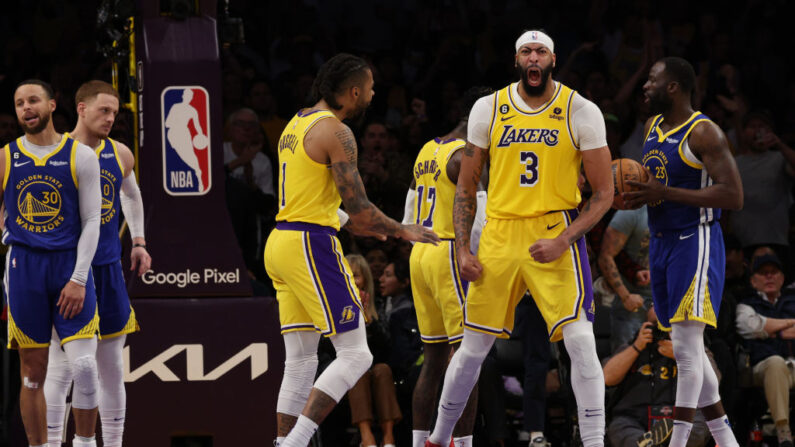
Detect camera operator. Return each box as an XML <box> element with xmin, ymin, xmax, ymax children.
<box><xmin>604</xmin><ymin>307</ymin><xmax>712</xmax><ymax>447</ymax></box>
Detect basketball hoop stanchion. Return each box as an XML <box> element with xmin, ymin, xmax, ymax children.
<box><xmin>118</xmin><ymin>1</ymin><xmax>283</xmax><ymax>445</ymax></box>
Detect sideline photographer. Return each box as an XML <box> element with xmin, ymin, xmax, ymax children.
<box><xmin>604</xmin><ymin>307</ymin><xmax>713</xmax><ymax>447</ymax></box>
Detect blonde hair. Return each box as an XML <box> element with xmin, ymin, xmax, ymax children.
<box><xmin>75</xmin><ymin>80</ymin><xmax>119</xmax><ymax>105</ymax></box>
<box><xmin>346</xmin><ymin>254</ymin><xmax>377</xmax><ymax>322</ymax></box>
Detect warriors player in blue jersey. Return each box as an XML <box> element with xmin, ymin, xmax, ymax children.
<box><xmin>43</xmin><ymin>80</ymin><xmax>151</xmax><ymax>447</ymax></box>
<box><xmin>624</xmin><ymin>57</ymin><xmax>743</xmax><ymax>447</ymax></box>
<box><xmin>1</xmin><ymin>80</ymin><xmax>102</xmax><ymax>447</ymax></box>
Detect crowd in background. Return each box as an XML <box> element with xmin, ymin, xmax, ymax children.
<box><xmin>1</xmin><ymin>0</ymin><xmax>795</xmax><ymax>446</ymax></box>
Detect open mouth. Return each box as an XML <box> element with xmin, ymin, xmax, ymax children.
<box><xmin>23</xmin><ymin>113</ymin><xmax>39</xmax><ymax>127</ymax></box>
<box><xmin>527</xmin><ymin>67</ymin><xmax>542</xmax><ymax>86</ymax></box>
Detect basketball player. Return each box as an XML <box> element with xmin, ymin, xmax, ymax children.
<box><xmin>403</xmin><ymin>86</ymin><xmax>492</xmax><ymax>447</ymax></box>
<box><xmin>43</xmin><ymin>80</ymin><xmax>151</xmax><ymax>447</ymax></box>
<box><xmin>164</xmin><ymin>89</ymin><xmax>206</xmax><ymax>191</ymax></box>
<box><xmin>622</xmin><ymin>57</ymin><xmax>743</xmax><ymax>447</ymax></box>
<box><xmin>426</xmin><ymin>31</ymin><xmax>614</xmax><ymax>447</ymax></box>
<box><xmin>264</xmin><ymin>53</ymin><xmax>439</xmax><ymax>447</ymax></box>
<box><xmin>1</xmin><ymin>80</ymin><xmax>102</xmax><ymax>447</ymax></box>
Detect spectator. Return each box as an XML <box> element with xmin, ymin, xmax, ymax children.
<box><xmin>0</xmin><ymin>111</ymin><xmax>18</xmax><ymax>146</ymax></box>
<box><xmin>735</xmin><ymin>253</ymin><xmax>795</xmax><ymax>447</ymax></box>
<box><xmin>379</xmin><ymin>259</ymin><xmax>422</xmax><ymax>382</ymax></box>
<box><xmin>597</xmin><ymin>206</ymin><xmax>653</xmax><ymax>351</ymax></box>
<box><xmin>223</xmin><ymin>108</ymin><xmax>276</xmax><ymax>275</ymax></box>
<box><xmin>246</xmin><ymin>78</ymin><xmax>287</xmax><ymax>163</ymax></box>
<box><xmin>604</xmin><ymin>306</ymin><xmax>711</xmax><ymax>447</ymax></box>
<box><xmin>346</xmin><ymin>254</ymin><xmax>402</xmax><ymax>447</ymax></box>
<box><xmin>729</xmin><ymin>111</ymin><xmax>795</xmax><ymax>269</ymax></box>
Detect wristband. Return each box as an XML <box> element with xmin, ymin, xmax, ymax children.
<box><xmin>631</xmin><ymin>344</ymin><xmax>641</xmax><ymax>354</ymax></box>
<box><xmin>133</xmin><ymin>243</ymin><xmax>146</xmax><ymax>248</ymax></box>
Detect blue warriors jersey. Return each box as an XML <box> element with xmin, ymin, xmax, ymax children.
<box><xmin>93</xmin><ymin>138</ymin><xmax>125</xmax><ymax>265</ymax></box>
<box><xmin>641</xmin><ymin>112</ymin><xmax>720</xmax><ymax>233</ymax></box>
<box><xmin>3</xmin><ymin>135</ymin><xmax>82</xmax><ymax>250</ymax></box>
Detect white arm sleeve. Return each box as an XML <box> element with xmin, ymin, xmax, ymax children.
<box><xmin>71</xmin><ymin>144</ymin><xmax>101</xmax><ymax>286</ymax></box>
<box><xmin>120</xmin><ymin>173</ymin><xmax>145</xmax><ymax>239</ymax></box>
<box><xmin>336</xmin><ymin>208</ymin><xmax>350</xmax><ymax>228</ymax></box>
<box><xmin>467</xmin><ymin>94</ymin><xmax>496</xmax><ymax>149</ymax></box>
<box><xmin>470</xmin><ymin>191</ymin><xmax>488</xmax><ymax>254</ymax></box>
<box><xmin>402</xmin><ymin>188</ymin><xmax>416</xmax><ymax>225</ymax></box>
<box><xmin>570</xmin><ymin>95</ymin><xmax>608</xmax><ymax>151</ymax></box>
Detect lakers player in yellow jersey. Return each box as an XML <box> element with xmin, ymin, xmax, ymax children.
<box><xmin>264</xmin><ymin>53</ymin><xmax>439</xmax><ymax>447</ymax></box>
<box><xmin>426</xmin><ymin>31</ymin><xmax>614</xmax><ymax>447</ymax></box>
<box><xmin>404</xmin><ymin>87</ymin><xmax>492</xmax><ymax>447</ymax></box>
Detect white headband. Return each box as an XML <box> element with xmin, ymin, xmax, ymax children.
<box><xmin>515</xmin><ymin>30</ymin><xmax>554</xmax><ymax>53</ymax></box>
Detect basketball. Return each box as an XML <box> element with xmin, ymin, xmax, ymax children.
<box><xmin>192</xmin><ymin>133</ymin><xmax>209</xmax><ymax>149</ymax></box>
<box><xmin>611</xmin><ymin>158</ymin><xmax>649</xmax><ymax>210</ymax></box>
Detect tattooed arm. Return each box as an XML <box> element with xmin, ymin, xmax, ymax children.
<box><xmin>597</xmin><ymin>227</ymin><xmax>644</xmax><ymax>311</ymax></box>
<box><xmin>454</xmin><ymin>142</ymin><xmax>488</xmax><ymax>280</ymax></box>
<box><xmin>324</xmin><ymin>121</ymin><xmax>439</xmax><ymax>244</ymax></box>
<box><xmin>530</xmin><ymin>146</ymin><xmax>613</xmax><ymax>263</ymax></box>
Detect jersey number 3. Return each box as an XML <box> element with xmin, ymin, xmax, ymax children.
<box><xmin>520</xmin><ymin>151</ymin><xmax>539</xmax><ymax>187</ymax></box>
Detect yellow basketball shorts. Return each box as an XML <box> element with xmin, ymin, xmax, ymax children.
<box><xmin>410</xmin><ymin>240</ymin><xmax>468</xmax><ymax>344</ymax></box>
<box><xmin>264</xmin><ymin>222</ymin><xmax>362</xmax><ymax>337</ymax></box>
<box><xmin>464</xmin><ymin>210</ymin><xmax>594</xmax><ymax>342</ymax></box>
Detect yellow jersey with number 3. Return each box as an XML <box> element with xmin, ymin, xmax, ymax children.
<box><xmin>486</xmin><ymin>82</ymin><xmax>581</xmax><ymax>219</ymax></box>
<box><xmin>275</xmin><ymin>109</ymin><xmax>341</xmax><ymax>230</ymax></box>
<box><xmin>411</xmin><ymin>137</ymin><xmax>465</xmax><ymax>239</ymax></box>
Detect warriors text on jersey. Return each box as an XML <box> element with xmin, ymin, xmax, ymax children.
<box><xmin>641</xmin><ymin>112</ymin><xmax>720</xmax><ymax>233</ymax></box>
<box><xmin>93</xmin><ymin>137</ymin><xmax>125</xmax><ymax>265</ymax></box>
<box><xmin>2</xmin><ymin>135</ymin><xmax>81</xmax><ymax>249</ymax></box>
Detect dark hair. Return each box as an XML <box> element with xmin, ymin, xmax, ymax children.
<box><xmin>660</xmin><ymin>57</ymin><xmax>696</xmax><ymax>95</ymax></box>
<box><xmin>16</xmin><ymin>79</ymin><xmax>55</xmax><ymax>100</ymax></box>
<box><xmin>460</xmin><ymin>86</ymin><xmax>494</xmax><ymax>123</ymax></box>
<box><xmin>390</xmin><ymin>258</ymin><xmax>411</xmax><ymax>284</ymax></box>
<box><xmin>310</xmin><ymin>53</ymin><xmax>370</xmax><ymax>110</ymax></box>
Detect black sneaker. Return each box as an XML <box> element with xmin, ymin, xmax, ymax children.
<box><xmin>637</xmin><ymin>419</ymin><xmax>674</xmax><ymax>447</ymax></box>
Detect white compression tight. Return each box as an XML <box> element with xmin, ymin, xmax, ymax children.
<box><xmin>562</xmin><ymin>313</ymin><xmax>606</xmax><ymax>447</ymax></box>
<box><xmin>670</xmin><ymin>321</ymin><xmax>721</xmax><ymax>409</ymax></box>
<box><xmin>429</xmin><ymin>328</ymin><xmax>496</xmax><ymax>445</ymax></box>
<box><xmin>97</xmin><ymin>335</ymin><xmax>128</xmax><ymax>447</ymax></box>
<box><xmin>44</xmin><ymin>332</ymin><xmax>99</xmax><ymax>446</ymax></box>
<box><xmin>277</xmin><ymin>316</ymin><xmax>373</xmax><ymax>417</ymax></box>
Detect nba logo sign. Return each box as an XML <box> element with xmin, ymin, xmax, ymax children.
<box><xmin>161</xmin><ymin>86</ymin><xmax>211</xmax><ymax>195</ymax></box>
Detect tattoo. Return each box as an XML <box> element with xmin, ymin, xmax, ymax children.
<box><xmin>331</xmin><ymin>160</ymin><xmax>402</xmax><ymax>237</ymax></box>
<box><xmin>454</xmin><ymin>143</ymin><xmax>485</xmax><ymax>251</ymax></box>
<box><xmin>334</xmin><ymin>128</ymin><xmax>357</xmax><ymax>163</ymax></box>
<box><xmin>277</xmin><ymin>413</ymin><xmax>298</xmax><ymax>437</ymax></box>
<box><xmin>566</xmin><ymin>190</ymin><xmax>604</xmax><ymax>245</ymax></box>
<box><xmin>304</xmin><ymin>389</ymin><xmax>338</xmax><ymax>422</ymax></box>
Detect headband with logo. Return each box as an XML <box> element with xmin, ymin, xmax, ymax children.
<box><xmin>515</xmin><ymin>30</ymin><xmax>555</xmax><ymax>53</ymax></box>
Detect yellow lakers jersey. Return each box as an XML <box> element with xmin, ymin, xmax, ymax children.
<box><xmin>411</xmin><ymin>137</ymin><xmax>465</xmax><ymax>239</ymax></box>
<box><xmin>487</xmin><ymin>82</ymin><xmax>582</xmax><ymax>219</ymax></box>
<box><xmin>275</xmin><ymin>109</ymin><xmax>341</xmax><ymax>229</ymax></box>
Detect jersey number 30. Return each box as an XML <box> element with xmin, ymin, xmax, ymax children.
<box><xmin>520</xmin><ymin>151</ymin><xmax>539</xmax><ymax>187</ymax></box>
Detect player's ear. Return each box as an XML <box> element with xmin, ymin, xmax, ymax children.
<box><xmin>76</xmin><ymin>102</ymin><xmax>86</xmax><ymax>116</ymax></box>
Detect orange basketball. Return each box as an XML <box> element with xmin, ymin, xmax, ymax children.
<box><xmin>611</xmin><ymin>158</ymin><xmax>649</xmax><ymax>210</ymax></box>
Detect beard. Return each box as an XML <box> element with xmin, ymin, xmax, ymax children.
<box><xmin>18</xmin><ymin>111</ymin><xmax>50</xmax><ymax>135</ymax></box>
<box><xmin>647</xmin><ymin>92</ymin><xmax>672</xmax><ymax>116</ymax></box>
<box><xmin>346</xmin><ymin>99</ymin><xmax>370</xmax><ymax>128</ymax></box>
<box><xmin>516</xmin><ymin>62</ymin><xmax>554</xmax><ymax>97</ymax></box>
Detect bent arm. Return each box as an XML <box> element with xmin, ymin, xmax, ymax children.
<box><xmin>454</xmin><ymin>142</ymin><xmax>487</xmax><ymax>253</ymax></box>
<box><xmin>665</xmin><ymin>121</ymin><xmax>743</xmax><ymax>210</ymax></box>
<box><xmin>559</xmin><ymin>146</ymin><xmax>613</xmax><ymax>245</ymax></box>
<box><xmin>603</xmin><ymin>344</ymin><xmax>638</xmax><ymax>386</ymax></box>
<box><xmin>324</xmin><ymin>122</ymin><xmax>403</xmax><ymax>236</ymax></box>
<box><xmin>72</xmin><ymin>145</ymin><xmax>102</xmax><ymax>285</ymax></box>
